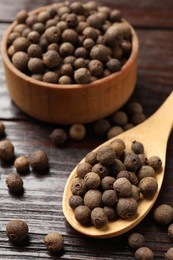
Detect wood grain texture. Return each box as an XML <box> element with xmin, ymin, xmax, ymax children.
<box><xmin>0</xmin><ymin>0</ymin><xmax>173</xmax><ymax>259</ymax></box>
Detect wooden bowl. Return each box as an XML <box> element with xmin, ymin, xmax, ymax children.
<box><xmin>1</xmin><ymin>7</ymin><xmax>139</xmax><ymax>125</ymax></box>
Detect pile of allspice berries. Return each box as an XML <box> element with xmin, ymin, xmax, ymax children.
<box><xmin>7</xmin><ymin>1</ymin><xmax>132</xmax><ymax>84</ymax></box>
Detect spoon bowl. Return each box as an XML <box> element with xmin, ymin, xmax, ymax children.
<box><xmin>63</xmin><ymin>92</ymin><xmax>173</xmax><ymax>238</ymax></box>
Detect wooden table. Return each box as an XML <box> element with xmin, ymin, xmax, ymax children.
<box><xmin>0</xmin><ymin>1</ymin><xmax>173</xmax><ymax>259</ymax></box>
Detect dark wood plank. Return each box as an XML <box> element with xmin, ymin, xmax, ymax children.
<box><xmin>0</xmin><ymin>0</ymin><xmax>173</xmax><ymax>28</ymax></box>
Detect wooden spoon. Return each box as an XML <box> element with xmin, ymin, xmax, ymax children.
<box><xmin>63</xmin><ymin>92</ymin><xmax>173</xmax><ymax>238</ymax></box>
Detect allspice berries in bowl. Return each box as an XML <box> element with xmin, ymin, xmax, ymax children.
<box><xmin>2</xmin><ymin>1</ymin><xmax>139</xmax><ymax>124</ymax></box>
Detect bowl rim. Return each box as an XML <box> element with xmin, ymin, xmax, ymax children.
<box><xmin>1</xmin><ymin>5</ymin><xmax>139</xmax><ymax>91</ymax></box>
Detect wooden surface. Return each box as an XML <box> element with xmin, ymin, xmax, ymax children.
<box><xmin>0</xmin><ymin>1</ymin><xmax>173</xmax><ymax>259</ymax></box>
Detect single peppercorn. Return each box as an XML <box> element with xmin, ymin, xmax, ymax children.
<box><xmin>27</xmin><ymin>44</ymin><xmax>42</xmax><ymax>57</ymax></box>
<box><xmin>32</xmin><ymin>22</ymin><xmax>45</xmax><ymax>34</ymax></box>
<box><xmin>134</xmin><ymin>247</ymin><xmax>154</xmax><ymax>260</ymax></box>
<box><xmin>69</xmin><ymin>124</ymin><xmax>86</xmax><ymax>141</ymax></box>
<box><xmin>13</xmin><ymin>24</ymin><xmax>27</xmax><ymax>34</ymax></box>
<box><xmin>165</xmin><ymin>247</ymin><xmax>173</xmax><ymax>260</ymax></box>
<box><xmin>116</xmin><ymin>171</ymin><xmax>138</xmax><ymax>185</ymax></box>
<box><xmin>13</xmin><ymin>37</ymin><xmax>29</xmax><ymax>52</ymax></box>
<box><xmin>116</xmin><ymin>197</ymin><xmax>138</xmax><ymax>219</ymax></box>
<box><xmin>102</xmin><ymin>189</ymin><xmax>118</xmax><ymax>206</ymax></box>
<box><xmin>93</xmin><ymin>119</ymin><xmax>111</xmax><ymax>137</ymax></box>
<box><xmin>110</xmin><ymin>139</ymin><xmax>125</xmax><ymax>157</ymax></box>
<box><xmin>6</xmin><ymin>219</ymin><xmax>28</xmax><ymax>243</ymax></box>
<box><xmin>92</xmin><ymin>163</ymin><xmax>109</xmax><ymax>179</ymax></box>
<box><xmin>111</xmin><ymin>111</ymin><xmax>128</xmax><ymax>126</ymax></box>
<box><xmin>70</xmin><ymin>2</ymin><xmax>85</xmax><ymax>15</ymax></box>
<box><xmin>6</xmin><ymin>173</ymin><xmax>24</xmax><ymax>193</ymax></box>
<box><xmin>76</xmin><ymin>161</ymin><xmax>92</xmax><ymax>179</ymax></box>
<box><xmin>59</xmin><ymin>42</ymin><xmax>74</xmax><ymax>57</ymax></box>
<box><xmin>138</xmin><ymin>165</ymin><xmax>155</xmax><ymax>180</ymax></box>
<box><xmin>110</xmin><ymin>159</ymin><xmax>126</xmax><ymax>176</ymax></box>
<box><xmin>106</xmin><ymin>58</ymin><xmax>121</xmax><ymax>72</ymax></box>
<box><xmin>71</xmin><ymin>178</ymin><xmax>87</xmax><ymax>197</ymax></box>
<box><xmin>12</xmin><ymin>51</ymin><xmax>29</xmax><ymax>72</ymax></box>
<box><xmin>139</xmin><ymin>177</ymin><xmax>158</xmax><ymax>198</ymax></box>
<box><xmin>43</xmin><ymin>50</ymin><xmax>61</xmax><ymax>69</ymax></box>
<box><xmin>16</xmin><ymin>10</ymin><xmax>28</xmax><ymax>23</ymax></box>
<box><xmin>90</xmin><ymin>44</ymin><xmax>111</xmax><ymax>62</ymax></box>
<box><xmin>103</xmin><ymin>206</ymin><xmax>117</xmax><ymax>220</ymax></box>
<box><xmin>43</xmin><ymin>71</ymin><xmax>58</xmax><ymax>83</ymax></box>
<box><xmin>131</xmin><ymin>185</ymin><xmax>140</xmax><ymax>201</ymax></box>
<box><xmin>113</xmin><ymin>177</ymin><xmax>132</xmax><ymax>198</ymax></box>
<box><xmin>88</xmin><ymin>59</ymin><xmax>104</xmax><ymax>77</ymax></box>
<box><xmin>44</xmin><ymin>232</ymin><xmax>64</xmax><ymax>252</ymax></box>
<box><xmin>168</xmin><ymin>224</ymin><xmax>173</xmax><ymax>240</ymax></box>
<box><xmin>66</xmin><ymin>13</ymin><xmax>78</xmax><ymax>28</ymax></box>
<box><xmin>91</xmin><ymin>207</ymin><xmax>108</xmax><ymax>228</ymax></box>
<box><xmin>101</xmin><ymin>176</ymin><xmax>116</xmax><ymax>190</ymax></box>
<box><xmin>85</xmin><ymin>151</ymin><xmax>98</xmax><ymax>166</ymax></box>
<box><xmin>96</xmin><ymin>146</ymin><xmax>116</xmax><ymax>166</ymax></box>
<box><xmin>107</xmin><ymin>126</ymin><xmax>124</xmax><ymax>139</ymax></box>
<box><xmin>128</xmin><ymin>233</ymin><xmax>145</xmax><ymax>250</ymax></box>
<box><xmin>126</xmin><ymin>101</ymin><xmax>143</xmax><ymax>115</ymax></box>
<box><xmin>148</xmin><ymin>156</ymin><xmax>162</xmax><ymax>171</ymax></box>
<box><xmin>0</xmin><ymin>121</ymin><xmax>5</xmax><ymax>137</ymax></box>
<box><xmin>84</xmin><ymin>172</ymin><xmax>101</xmax><ymax>189</ymax></box>
<box><xmin>28</xmin><ymin>57</ymin><xmax>44</xmax><ymax>73</ymax></box>
<box><xmin>59</xmin><ymin>75</ymin><xmax>72</xmax><ymax>84</ymax></box>
<box><xmin>109</xmin><ymin>9</ymin><xmax>122</xmax><ymax>22</ymax></box>
<box><xmin>27</xmin><ymin>31</ymin><xmax>40</xmax><ymax>44</ymax></box>
<box><xmin>131</xmin><ymin>141</ymin><xmax>144</xmax><ymax>154</ymax></box>
<box><xmin>29</xmin><ymin>150</ymin><xmax>49</xmax><ymax>171</ymax></box>
<box><xmin>153</xmin><ymin>204</ymin><xmax>173</xmax><ymax>225</ymax></box>
<box><xmin>14</xmin><ymin>156</ymin><xmax>29</xmax><ymax>172</ymax></box>
<box><xmin>49</xmin><ymin>128</ymin><xmax>68</xmax><ymax>145</ymax></box>
<box><xmin>84</xmin><ymin>189</ymin><xmax>102</xmax><ymax>210</ymax></box>
<box><xmin>0</xmin><ymin>140</ymin><xmax>14</xmax><ymax>161</ymax></box>
<box><xmin>69</xmin><ymin>195</ymin><xmax>84</xmax><ymax>209</ymax></box>
<box><xmin>131</xmin><ymin>112</ymin><xmax>146</xmax><ymax>125</ymax></box>
<box><xmin>74</xmin><ymin>205</ymin><xmax>91</xmax><ymax>224</ymax></box>
<box><xmin>62</xmin><ymin>29</ymin><xmax>78</xmax><ymax>44</ymax></box>
<box><xmin>74</xmin><ymin>68</ymin><xmax>91</xmax><ymax>84</ymax></box>
<box><xmin>124</xmin><ymin>152</ymin><xmax>141</xmax><ymax>172</ymax></box>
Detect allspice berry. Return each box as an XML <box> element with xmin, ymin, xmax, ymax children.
<box><xmin>29</xmin><ymin>150</ymin><xmax>49</xmax><ymax>171</ymax></box>
<box><xmin>12</xmin><ymin>51</ymin><xmax>29</xmax><ymax>72</ymax></box>
<box><xmin>69</xmin><ymin>124</ymin><xmax>86</xmax><ymax>140</ymax></box>
<box><xmin>128</xmin><ymin>233</ymin><xmax>145</xmax><ymax>250</ymax></box>
<box><xmin>76</xmin><ymin>161</ymin><xmax>92</xmax><ymax>179</ymax></box>
<box><xmin>44</xmin><ymin>232</ymin><xmax>64</xmax><ymax>252</ymax></box>
<box><xmin>84</xmin><ymin>189</ymin><xmax>102</xmax><ymax>210</ymax></box>
<box><xmin>0</xmin><ymin>140</ymin><xmax>14</xmax><ymax>161</ymax></box>
<box><xmin>71</xmin><ymin>178</ymin><xmax>87</xmax><ymax>197</ymax></box>
<box><xmin>49</xmin><ymin>128</ymin><xmax>68</xmax><ymax>145</ymax></box>
<box><xmin>153</xmin><ymin>204</ymin><xmax>173</xmax><ymax>225</ymax></box>
<box><xmin>90</xmin><ymin>44</ymin><xmax>111</xmax><ymax>61</ymax></box>
<box><xmin>148</xmin><ymin>156</ymin><xmax>162</xmax><ymax>171</ymax></box>
<box><xmin>168</xmin><ymin>223</ymin><xmax>173</xmax><ymax>240</ymax></box>
<box><xmin>165</xmin><ymin>247</ymin><xmax>173</xmax><ymax>260</ymax></box>
<box><xmin>113</xmin><ymin>177</ymin><xmax>132</xmax><ymax>198</ymax></box>
<box><xmin>74</xmin><ymin>68</ymin><xmax>91</xmax><ymax>84</ymax></box>
<box><xmin>124</xmin><ymin>152</ymin><xmax>141</xmax><ymax>172</ymax></box>
<box><xmin>91</xmin><ymin>207</ymin><xmax>108</xmax><ymax>228</ymax></box>
<box><xmin>74</xmin><ymin>205</ymin><xmax>91</xmax><ymax>224</ymax></box>
<box><xmin>134</xmin><ymin>247</ymin><xmax>154</xmax><ymax>260</ymax></box>
<box><xmin>131</xmin><ymin>140</ymin><xmax>144</xmax><ymax>154</ymax></box>
<box><xmin>84</xmin><ymin>172</ymin><xmax>101</xmax><ymax>189</ymax></box>
<box><xmin>69</xmin><ymin>195</ymin><xmax>84</xmax><ymax>209</ymax></box>
<box><xmin>139</xmin><ymin>177</ymin><xmax>158</xmax><ymax>198</ymax></box>
<box><xmin>6</xmin><ymin>219</ymin><xmax>28</xmax><ymax>242</ymax></box>
<box><xmin>96</xmin><ymin>146</ymin><xmax>116</xmax><ymax>165</ymax></box>
<box><xmin>116</xmin><ymin>197</ymin><xmax>138</xmax><ymax>219</ymax></box>
<box><xmin>14</xmin><ymin>156</ymin><xmax>29</xmax><ymax>172</ymax></box>
<box><xmin>6</xmin><ymin>173</ymin><xmax>23</xmax><ymax>193</ymax></box>
<box><xmin>93</xmin><ymin>119</ymin><xmax>111</xmax><ymax>137</ymax></box>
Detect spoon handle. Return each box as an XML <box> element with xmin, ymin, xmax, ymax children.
<box><xmin>135</xmin><ymin>91</ymin><xmax>173</xmax><ymax>144</ymax></box>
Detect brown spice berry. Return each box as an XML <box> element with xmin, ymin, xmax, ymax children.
<box><xmin>0</xmin><ymin>121</ymin><xmax>5</xmax><ymax>137</ymax></box>
<box><xmin>134</xmin><ymin>247</ymin><xmax>154</xmax><ymax>260</ymax></box>
<box><xmin>74</xmin><ymin>205</ymin><xmax>91</xmax><ymax>224</ymax></box>
<box><xmin>90</xmin><ymin>44</ymin><xmax>111</xmax><ymax>62</ymax></box>
<box><xmin>116</xmin><ymin>197</ymin><xmax>138</xmax><ymax>219</ymax></box>
<box><xmin>93</xmin><ymin>119</ymin><xmax>111</xmax><ymax>137</ymax></box>
<box><xmin>43</xmin><ymin>71</ymin><xmax>58</xmax><ymax>83</ymax></box>
<box><xmin>113</xmin><ymin>177</ymin><xmax>132</xmax><ymax>198</ymax></box>
<box><xmin>91</xmin><ymin>207</ymin><xmax>108</xmax><ymax>228</ymax></box>
<box><xmin>92</xmin><ymin>163</ymin><xmax>109</xmax><ymax>179</ymax></box>
<box><xmin>66</xmin><ymin>13</ymin><xmax>78</xmax><ymax>28</ymax></box>
<box><xmin>62</xmin><ymin>29</ymin><xmax>78</xmax><ymax>44</ymax></box>
<box><xmin>124</xmin><ymin>152</ymin><xmax>141</xmax><ymax>172</ymax></box>
<box><xmin>88</xmin><ymin>59</ymin><xmax>104</xmax><ymax>77</ymax></box>
<box><xmin>69</xmin><ymin>124</ymin><xmax>86</xmax><ymax>141</ymax></box>
<box><xmin>110</xmin><ymin>159</ymin><xmax>126</xmax><ymax>176</ymax></box>
<box><xmin>101</xmin><ymin>176</ymin><xmax>116</xmax><ymax>190</ymax></box>
<box><xmin>131</xmin><ymin>140</ymin><xmax>144</xmax><ymax>154</ymax></box>
<box><xmin>27</xmin><ymin>44</ymin><xmax>42</xmax><ymax>58</ymax></box>
<box><xmin>96</xmin><ymin>146</ymin><xmax>116</xmax><ymax>166</ymax></box>
<box><xmin>59</xmin><ymin>42</ymin><xmax>74</xmax><ymax>57</ymax></box>
<box><xmin>138</xmin><ymin>165</ymin><xmax>155</xmax><ymax>180</ymax></box>
<box><xmin>29</xmin><ymin>150</ymin><xmax>49</xmax><ymax>171</ymax></box>
<box><xmin>103</xmin><ymin>206</ymin><xmax>117</xmax><ymax>220</ymax></box>
<box><xmin>139</xmin><ymin>177</ymin><xmax>158</xmax><ymax>198</ymax></box>
<box><xmin>109</xmin><ymin>9</ymin><xmax>122</xmax><ymax>22</ymax></box>
<box><xmin>49</xmin><ymin>128</ymin><xmax>68</xmax><ymax>145</ymax></box>
<box><xmin>128</xmin><ymin>233</ymin><xmax>145</xmax><ymax>250</ymax></box>
<box><xmin>70</xmin><ymin>2</ymin><xmax>85</xmax><ymax>15</ymax></box>
<box><xmin>12</xmin><ymin>51</ymin><xmax>29</xmax><ymax>72</ymax></box>
<box><xmin>110</xmin><ymin>139</ymin><xmax>125</xmax><ymax>157</ymax></box>
<box><xmin>13</xmin><ymin>37</ymin><xmax>29</xmax><ymax>52</ymax></box>
<box><xmin>165</xmin><ymin>247</ymin><xmax>173</xmax><ymax>260</ymax></box>
<box><xmin>16</xmin><ymin>10</ymin><xmax>28</xmax><ymax>23</ymax></box>
<box><xmin>107</xmin><ymin>126</ymin><xmax>124</xmax><ymax>139</ymax></box>
<box><xmin>106</xmin><ymin>58</ymin><xmax>121</xmax><ymax>72</ymax></box>
<box><xmin>6</xmin><ymin>219</ymin><xmax>28</xmax><ymax>242</ymax></box>
<box><xmin>85</xmin><ymin>151</ymin><xmax>98</xmax><ymax>166</ymax></box>
<box><xmin>71</xmin><ymin>178</ymin><xmax>87</xmax><ymax>197</ymax></box>
<box><xmin>27</xmin><ymin>31</ymin><xmax>40</xmax><ymax>44</ymax></box>
<box><xmin>6</xmin><ymin>173</ymin><xmax>23</xmax><ymax>193</ymax></box>
<box><xmin>168</xmin><ymin>223</ymin><xmax>173</xmax><ymax>240</ymax></box>
<box><xmin>153</xmin><ymin>204</ymin><xmax>173</xmax><ymax>225</ymax></box>
<box><xmin>148</xmin><ymin>156</ymin><xmax>162</xmax><ymax>171</ymax></box>
<box><xmin>59</xmin><ymin>75</ymin><xmax>72</xmax><ymax>84</ymax></box>
<box><xmin>0</xmin><ymin>140</ymin><xmax>14</xmax><ymax>161</ymax></box>
<box><xmin>84</xmin><ymin>172</ymin><xmax>101</xmax><ymax>189</ymax></box>
<box><xmin>44</xmin><ymin>232</ymin><xmax>64</xmax><ymax>252</ymax></box>
<box><xmin>43</xmin><ymin>50</ymin><xmax>61</xmax><ymax>69</ymax></box>
<box><xmin>131</xmin><ymin>112</ymin><xmax>146</xmax><ymax>125</ymax></box>
<box><xmin>131</xmin><ymin>185</ymin><xmax>140</xmax><ymax>201</ymax></box>
<box><xmin>76</xmin><ymin>161</ymin><xmax>92</xmax><ymax>179</ymax></box>
<box><xmin>14</xmin><ymin>156</ymin><xmax>29</xmax><ymax>172</ymax></box>
<box><xmin>74</xmin><ymin>68</ymin><xmax>91</xmax><ymax>84</ymax></box>
<box><xmin>84</xmin><ymin>189</ymin><xmax>102</xmax><ymax>210</ymax></box>
<box><xmin>28</xmin><ymin>58</ymin><xmax>44</xmax><ymax>73</ymax></box>
<box><xmin>102</xmin><ymin>189</ymin><xmax>118</xmax><ymax>206</ymax></box>
<box><xmin>111</xmin><ymin>111</ymin><xmax>128</xmax><ymax>126</ymax></box>
<box><xmin>127</xmin><ymin>101</ymin><xmax>143</xmax><ymax>115</ymax></box>
<box><xmin>69</xmin><ymin>195</ymin><xmax>84</xmax><ymax>209</ymax></box>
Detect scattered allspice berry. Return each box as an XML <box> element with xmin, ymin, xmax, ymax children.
<box><xmin>44</xmin><ymin>232</ymin><xmax>64</xmax><ymax>252</ymax></box>
<box><xmin>128</xmin><ymin>233</ymin><xmax>145</xmax><ymax>250</ymax></box>
<box><xmin>168</xmin><ymin>223</ymin><xmax>173</xmax><ymax>241</ymax></box>
<box><xmin>29</xmin><ymin>150</ymin><xmax>49</xmax><ymax>171</ymax></box>
<box><xmin>6</xmin><ymin>173</ymin><xmax>24</xmax><ymax>193</ymax></box>
<box><xmin>14</xmin><ymin>155</ymin><xmax>29</xmax><ymax>172</ymax></box>
<box><xmin>6</xmin><ymin>219</ymin><xmax>28</xmax><ymax>242</ymax></box>
<box><xmin>0</xmin><ymin>140</ymin><xmax>14</xmax><ymax>161</ymax></box>
<box><xmin>165</xmin><ymin>247</ymin><xmax>173</xmax><ymax>260</ymax></box>
<box><xmin>153</xmin><ymin>204</ymin><xmax>173</xmax><ymax>225</ymax></box>
<box><xmin>49</xmin><ymin>128</ymin><xmax>68</xmax><ymax>145</ymax></box>
<box><xmin>134</xmin><ymin>247</ymin><xmax>154</xmax><ymax>260</ymax></box>
<box><xmin>69</xmin><ymin>124</ymin><xmax>86</xmax><ymax>141</ymax></box>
